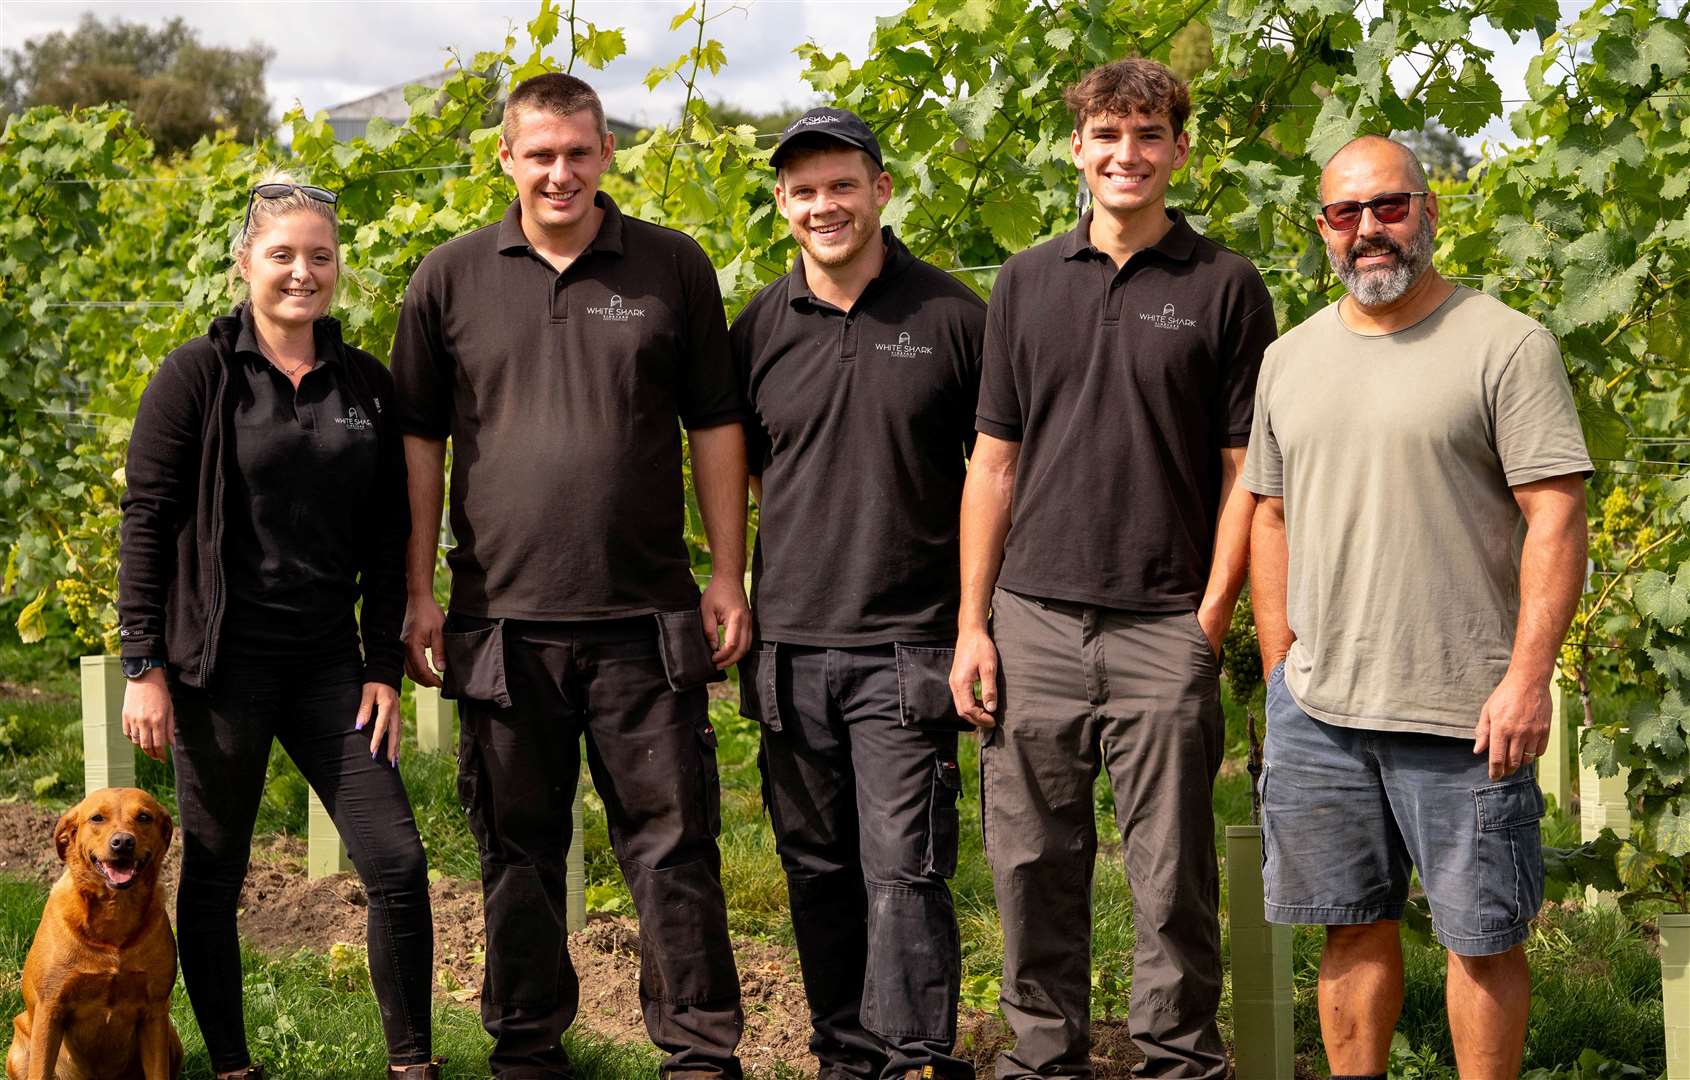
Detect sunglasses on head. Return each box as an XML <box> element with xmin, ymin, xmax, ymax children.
<box><xmin>243</xmin><ymin>182</ymin><xmax>338</xmax><ymax>235</ymax></box>
<box><xmin>1319</xmin><ymin>190</ymin><xmax>1427</xmax><ymax>231</ymax></box>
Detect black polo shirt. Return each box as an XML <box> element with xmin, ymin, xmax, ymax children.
<box><xmin>732</xmin><ymin>229</ymin><xmax>985</xmax><ymax>645</ymax></box>
<box><xmin>976</xmin><ymin>209</ymin><xmax>1276</xmax><ymax>612</ymax></box>
<box><xmin>391</xmin><ymin>194</ymin><xmax>742</xmax><ymax>620</ymax></box>
<box><xmin>221</xmin><ymin>309</ymin><xmax>377</xmax><ymax>661</ymax></box>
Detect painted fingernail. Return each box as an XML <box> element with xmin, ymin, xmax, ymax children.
<box><xmin>355</xmin><ymin>720</ymin><xmax>366</xmax><ymax>730</ymax></box>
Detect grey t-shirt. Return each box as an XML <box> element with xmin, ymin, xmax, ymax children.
<box><xmin>1242</xmin><ymin>286</ymin><xmax>1591</xmax><ymax>738</ymax></box>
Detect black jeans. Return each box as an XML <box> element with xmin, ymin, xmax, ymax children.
<box><xmin>172</xmin><ymin>654</ymin><xmax>434</xmax><ymax>1070</ymax></box>
<box><xmin>444</xmin><ymin>615</ymin><xmax>742</xmax><ymax>1080</ymax></box>
<box><xmin>739</xmin><ymin>642</ymin><xmax>968</xmax><ymax>1080</ymax></box>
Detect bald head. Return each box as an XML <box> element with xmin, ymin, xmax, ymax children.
<box><xmin>1321</xmin><ymin>135</ymin><xmax>1428</xmax><ymax>202</ymax></box>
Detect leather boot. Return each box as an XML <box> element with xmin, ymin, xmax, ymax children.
<box><xmin>215</xmin><ymin>1068</ymin><xmax>266</xmax><ymax>1080</ymax></box>
<box><xmin>388</xmin><ymin>1060</ymin><xmax>446</xmax><ymax>1080</ymax></box>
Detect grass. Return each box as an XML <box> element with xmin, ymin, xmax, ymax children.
<box><xmin>0</xmin><ymin>654</ymin><xmax>1669</xmax><ymax>1076</ymax></box>
<box><xmin>0</xmin><ymin>876</ymin><xmax>660</xmax><ymax>1079</ymax></box>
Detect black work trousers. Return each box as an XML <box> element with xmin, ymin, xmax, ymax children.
<box><xmin>740</xmin><ymin>642</ymin><xmax>968</xmax><ymax>1080</ymax></box>
<box><xmin>172</xmin><ymin>654</ymin><xmax>434</xmax><ymax>1071</ymax></box>
<box><xmin>445</xmin><ymin>614</ymin><xmax>742</xmax><ymax>1080</ymax></box>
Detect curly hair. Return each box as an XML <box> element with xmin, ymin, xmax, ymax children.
<box><xmin>1062</xmin><ymin>57</ymin><xmax>1191</xmax><ymax>134</ymax></box>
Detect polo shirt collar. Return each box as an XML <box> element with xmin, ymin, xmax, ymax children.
<box><xmin>784</xmin><ymin>225</ymin><xmax>912</xmax><ymax>309</ymax></box>
<box><xmin>1060</xmin><ymin>208</ymin><xmax>1198</xmax><ymax>263</ymax></box>
<box><xmin>495</xmin><ymin>191</ymin><xmax>626</xmax><ymax>259</ymax></box>
<box><xmin>231</xmin><ymin>300</ymin><xmax>343</xmax><ymax>367</ymax></box>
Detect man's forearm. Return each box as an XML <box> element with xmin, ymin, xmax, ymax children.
<box><xmin>1249</xmin><ymin>495</ymin><xmax>1294</xmax><ymax>671</ymax></box>
<box><xmin>690</xmin><ymin>424</ymin><xmax>749</xmax><ymax>581</ymax></box>
<box><xmin>403</xmin><ymin>435</ymin><xmax>447</xmax><ymax>601</ymax></box>
<box><xmin>1201</xmin><ymin>448</ymin><xmax>1252</xmax><ymax>618</ymax></box>
<box><xmin>1510</xmin><ymin>482</ymin><xmax>1588</xmax><ymax>684</ymax></box>
<box><xmin>959</xmin><ymin>438</ymin><xmax>1018</xmax><ymax>632</ymax></box>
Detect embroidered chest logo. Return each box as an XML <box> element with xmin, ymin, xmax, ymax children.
<box><xmin>1139</xmin><ymin>302</ymin><xmax>1197</xmax><ymax>331</ymax></box>
<box><xmin>874</xmin><ymin>329</ymin><xmax>934</xmax><ymax>357</ymax></box>
<box><xmin>335</xmin><ymin>406</ymin><xmax>374</xmax><ymax>431</ymax></box>
<box><xmin>586</xmin><ymin>292</ymin><xmax>647</xmax><ymax>322</ymax></box>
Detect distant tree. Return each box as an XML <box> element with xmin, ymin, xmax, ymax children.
<box><xmin>1396</xmin><ymin>122</ymin><xmax>1478</xmax><ymax>179</ymax></box>
<box><xmin>1167</xmin><ymin>21</ymin><xmax>1214</xmax><ymax>82</ymax></box>
<box><xmin>705</xmin><ymin>100</ymin><xmax>810</xmax><ymax>136</ymax></box>
<box><xmin>0</xmin><ymin>14</ymin><xmax>273</xmax><ymax>154</ymax></box>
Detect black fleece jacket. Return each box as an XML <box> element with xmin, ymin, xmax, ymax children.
<box><xmin>117</xmin><ymin>304</ymin><xmax>410</xmax><ymax>688</ymax></box>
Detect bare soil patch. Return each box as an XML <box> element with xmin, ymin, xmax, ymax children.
<box><xmin>0</xmin><ymin>803</ymin><xmax>1261</xmax><ymax>1077</ymax></box>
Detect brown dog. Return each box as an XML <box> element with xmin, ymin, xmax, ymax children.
<box><xmin>7</xmin><ymin>787</ymin><xmax>182</xmax><ymax>1080</ymax></box>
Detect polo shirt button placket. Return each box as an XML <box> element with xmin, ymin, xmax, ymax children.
<box><xmin>551</xmin><ymin>276</ymin><xmax>569</xmax><ymax>324</ymax></box>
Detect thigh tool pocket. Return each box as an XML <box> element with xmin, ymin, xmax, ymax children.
<box><xmin>895</xmin><ymin>643</ymin><xmax>970</xmax><ymax>731</ymax></box>
<box><xmin>697</xmin><ymin>721</ymin><xmax>723</xmax><ymax>838</ymax></box>
<box><xmin>1472</xmin><ymin>774</ymin><xmax>1546</xmax><ymax>933</ymax></box>
<box><xmin>924</xmin><ymin>758</ymin><xmax>964</xmax><ymax>879</ymax></box>
<box><xmin>655</xmin><ymin>609</ymin><xmax>729</xmax><ymax>692</ymax></box>
<box><xmin>736</xmin><ymin>642</ymin><xmax>783</xmax><ymax>732</ymax></box>
<box><xmin>441</xmin><ymin>616</ymin><xmax>511</xmax><ymax>707</ymax></box>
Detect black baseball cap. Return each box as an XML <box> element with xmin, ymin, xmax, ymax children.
<box><xmin>769</xmin><ymin>107</ymin><xmax>884</xmax><ymax>171</ymax></box>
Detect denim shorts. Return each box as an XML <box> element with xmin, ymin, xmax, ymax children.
<box><xmin>1260</xmin><ymin>664</ymin><xmax>1546</xmax><ymax>956</ymax></box>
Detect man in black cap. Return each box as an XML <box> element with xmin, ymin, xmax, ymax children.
<box><xmin>732</xmin><ymin>106</ymin><xmax>986</xmax><ymax>1080</ymax></box>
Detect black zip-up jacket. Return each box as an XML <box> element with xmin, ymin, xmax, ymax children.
<box><xmin>117</xmin><ymin>304</ymin><xmax>410</xmax><ymax>688</ymax></box>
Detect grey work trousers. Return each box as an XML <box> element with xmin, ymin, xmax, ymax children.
<box><xmin>982</xmin><ymin>588</ymin><xmax>1227</xmax><ymax>1080</ymax></box>
<box><xmin>740</xmin><ymin>642</ymin><xmax>969</xmax><ymax>1080</ymax></box>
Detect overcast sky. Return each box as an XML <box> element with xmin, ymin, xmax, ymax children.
<box><xmin>1</xmin><ymin>0</ymin><xmax>1590</xmax><ymax>151</ymax></box>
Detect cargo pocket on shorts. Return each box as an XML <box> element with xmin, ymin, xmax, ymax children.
<box><xmin>1472</xmin><ymin>774</ymin><xmax>1546</xmax><ymax>933</ymax></box>
<box><xmin>441</xmin><ymin>617</ymin><xmax>511</xmax><ymax>707</ymax></box>
<box><xmin>923</xmin><ymin>758</ymin><xmax>963</xmax><ymax>878</ymax></box>
<box><xmin>736</xmin><ymin>642</ymin><xmax>783</xmax><ymax>732</ymax></box>
<box><xmin>697</xmin><ymin>721</ymin><xmax>723</xmax><ymax>838</ymax></box>
<box><xmin>655</xmin><ymin>609</ymin><xmax>728</xmax><ymax>691</ymax></box>
<box><xmin>895</xmin><ymin>643</ymin><xmax>970</xmax><ymax>731</ymax></box>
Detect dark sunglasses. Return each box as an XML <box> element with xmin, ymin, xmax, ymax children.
<box><xmin>1319</xmin><ymin>190</ymin><xmax>1427</xmax><ymax>231</ymax></box>
<box><xmin>243</xmin><ymin>183</ymin><xmax>338</xmax><ymax>235</ymax></box>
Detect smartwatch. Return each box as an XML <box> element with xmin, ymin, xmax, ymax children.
<box><xmin>121</xmin><ymin>657</ymin><xmax>166</xmax><ymax>680</ymax></box>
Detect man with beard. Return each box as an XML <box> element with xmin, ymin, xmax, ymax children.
<box><xmin>731</xmin><ymin>107</ymin><xmax>985</xmax><ymax>1080</ymax></box>
<box><xmin>1243</xmin><ymin>134</ymin><xmax>1590</xmax><ymax>1079</ymax></box>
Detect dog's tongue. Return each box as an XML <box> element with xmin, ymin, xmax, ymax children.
<box><xmin>103</xmin><ymin>862</ymin><xmax>136</xmax><ymax>886</ymax></box>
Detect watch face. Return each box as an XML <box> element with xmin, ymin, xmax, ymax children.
<box><xmin>121</xmin><ymin>658</ymin><xmax>154</xmax><ymax>679</ymax></box>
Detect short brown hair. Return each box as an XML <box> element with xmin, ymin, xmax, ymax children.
<box><xmin>1063</xmin><ymin>58</ymin><xmax>1191</xmax><ymax>134</ymax></box>
<box><xmin>503</xmin><ymin>72</ymin><xmax>607</xmax><ymax>144</ymax></box>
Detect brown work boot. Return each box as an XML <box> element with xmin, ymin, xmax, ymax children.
<box><xmin>388</xmin><ymin>1060</ymin><xmax>446</xmax><ymax>1080</ymax></box>
<box><xmin>215</xmin><ymin>1068</ymin><xmax>266</xmax><ymax>1080</ymax></box>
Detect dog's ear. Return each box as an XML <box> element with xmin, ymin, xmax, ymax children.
<box><xmin>157</xmin><ymin>806</ymin><xmax>173</xmax><ymax>852</ymax></box>
<box><xmin>54</xmin><ymin>807</ymin><xmax>80</xmax><ymax>863</ymax></box>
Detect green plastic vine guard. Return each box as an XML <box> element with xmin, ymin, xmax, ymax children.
<box><xmin>1579</xmin><ymin>753</ymin><xmax>1631</xmax><ymax>908</ymax></box>
<box><xmin>1539</xmin><ymin>680</ymin><xmax>1572</xmax><ymax>815</ymax></box>
<box><xmin>307</xmin><ymin>788</ymin><xmax>353</xmax><ymax>879</ymax></box>
<box><xmin>414</xmin><ymin>684</ymin><xmax>457</xmax><ymax>756</ymax></box>
<box><xmin>568</xmin><ymin>772</ymin><xmax>586</xmax><ymax>933</ymax></box>
<box><xmin>79</xmin><ymin>656</ymin><xmax>135</xmax><ymax>794</ymax></box>
<box><xmin>1663</xmin><ymin>914</ymin><xmax>1690</xmax><ymax>1080</ymax></box>
<box><xmin>1225</xmin><ymin>825</ymin><xmax>1294</xmax><ymax>1079</ymax></box>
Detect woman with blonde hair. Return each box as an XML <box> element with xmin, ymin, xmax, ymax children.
<box><xmin>116</xmin><ymin>172</ymin><xmax>440</xmax><ymax>1079</ymax></box>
